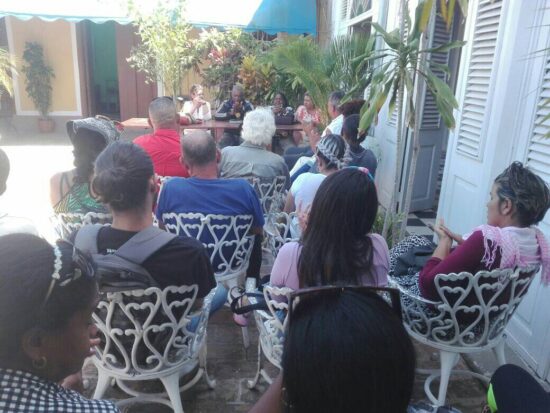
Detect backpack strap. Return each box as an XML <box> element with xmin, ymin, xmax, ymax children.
<box><xmin>114</xmin><ymin>225</ymin><xmax>177</xmax><ymax>265</ymax></box>
<box><xmin>74</xmin><ymin>224</ymin><xmax>103</xmax><ymax>255</ymax></box>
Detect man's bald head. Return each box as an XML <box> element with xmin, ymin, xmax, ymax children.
<box><xmin>181</xmin><ymin>130</ymin><xmax>217</xmax><ymax>167</ymax></box>
<box><xmin>149</xmin><ymin>97</ymin><xmax>178</xmax><ymax>130</ymax></box>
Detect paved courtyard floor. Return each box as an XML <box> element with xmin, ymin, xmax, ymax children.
<box><xmin>1</xmin><ymin>142</ymin><xmax>489</xmax><ymax>412</ymax></box>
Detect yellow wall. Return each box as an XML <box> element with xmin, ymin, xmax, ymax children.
<box><xmin>10</xmin><ymin>17</ymin><xmax>77</xmax><ymax>113</ymax></box>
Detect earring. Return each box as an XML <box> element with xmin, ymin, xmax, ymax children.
<box><xmin>32</xmin><ymin>356</ymin><xmax>48</xmax><ymax>370</ymax></box>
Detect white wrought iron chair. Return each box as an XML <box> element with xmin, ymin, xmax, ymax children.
<box><xmin>52</xmin><ymin>211</ymin><xmax>112</xmax><ymax>239</ymax></box>
<box><xmin>264</xmin><ymin>211</ymin><xmax>299</xmax><ymax>257</ymax></box>
<box><xmin>245</xmin><ymin>175</ymin><xmax>287</xmax><ymax>216</ymax></box>
<box><xmin>92</xmin><ymin>285</ymin><xmax>216</xmax><ymax>413</ymax></box>
<box><xmin>246</xmin><ymin>280</ymin><xmax>294</xmax><ymax>389</ymax></box>
<box><xmin>161</xmin><ymin>212</ymin><xmax>255</xmax><ymax>289</ymax></box>
<box><xmin>390</xmin><ymin>266</ymin><xmax>539</xmax><ymax>406</ymax></box>
<box><xmin>161</xmin><ymin>213</ymin><xmax>255</xmax><ymax>348</ymax></box>
<box><xmin>152</xmin><ymin>176</ymin><xmax>175</xmax><ymax>228</ymax></box>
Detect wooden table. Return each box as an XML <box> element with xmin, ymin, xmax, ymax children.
<box><xmin>121</xmin><ymin>118</ymin><xmax>304</xmax><ymax>142</ymax></box>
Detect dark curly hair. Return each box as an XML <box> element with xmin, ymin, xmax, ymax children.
<box><xmin>494</xmin><ymin>161</ymin><xmax>550</xmax><ymax>226</ymax></box>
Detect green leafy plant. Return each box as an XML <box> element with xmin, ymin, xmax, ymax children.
<box><xmin>237</xmin><ymin>55</ymin><xmax>275</xmax><ymax>106</ymax></box>
<box><xmin>21</xmin><ymin>42</ymin><xmax>54</xmax><ymax>117</ymax></box>
<box><xmin>371</xmin><ymin>209</ymin><xmax>404</xmax><ymax>249</ymax></box>
<box><xmin>127</xmin><ymin>0</ymin><xmax>202</xmax><ymax>99</ymax></box>
<box><xmin>198</xmin><ymin>28</ymin><xmax>272</xmax><ymax>103</ymax></box>
<box><xmin>359</xmin><ymin>0</ymin><xmax>465</xmax><ymax>242</ymax></box>
<box><xmin>268</xmin><ymin>34</ymin><xmax>375</xmax><ymax>124</ymax></box>
<box><xmin>0</xmin><ymin>47</ymin><xmax>16</xmax><ymax>97</ymax></box>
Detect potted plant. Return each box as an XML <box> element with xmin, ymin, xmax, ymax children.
<box><xmin>21</xmin><ymin>42</ymin><xmax>55</xmax><ymax>133</ymax></box>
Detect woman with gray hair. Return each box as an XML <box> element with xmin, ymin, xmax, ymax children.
<box><xmin>219</xmin><ymin>107</ymin><xmax>289</xmax><ymax>186</ymax></box>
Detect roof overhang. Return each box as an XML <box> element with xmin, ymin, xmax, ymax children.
<box><xmin>0</xmin><ymin>0</ymin><xmax>317</xmax><ymax>35</ymax></box>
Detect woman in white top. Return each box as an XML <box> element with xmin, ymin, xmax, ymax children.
<box><xmin>181</xmin><ymin>84</ymin><xmax>212</xmax><ymax>121</ymax></box>
<box><xmin>284</xmin><ymin>134</ymin><xmax>348</xmax><ymax>214</ymax></box>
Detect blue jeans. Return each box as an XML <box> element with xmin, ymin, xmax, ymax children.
<box><xmin>187</xmin><ymin>283</ymin><xmax>227</xmax><ymax>332</ymax></box>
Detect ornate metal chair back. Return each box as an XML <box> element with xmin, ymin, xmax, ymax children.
<box><xmin>52</xmin><ymin>212</ymin><xmax>112</xmax><ymax>239</ymax></box>
<box><xmin>264</xmin><ymin>211</ymin><xmax>299</xmax><ymax>257</ymax></box>
<box><xmin>93</xmin><ymin>284</ymin><xmax>212</xmax><ymax>375</ymax></box>
<box><xmin>401</xmin><ymin>266</ymin><xmax>539</xmax><ymax>347</ymax></box>
<box><xmin>161</xmin><ymin>212</ymin><xmax>254</xmax><ymax>284</ymax></box>
<box><xmin>245</xmin><ymin>176</ymin><xmax>287</xmax><ymax>215</ymax></box>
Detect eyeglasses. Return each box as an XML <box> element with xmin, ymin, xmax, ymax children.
<box><xmin>41</xmin><ymin>241</ymin><xmax>95</xmax><ymax>309</ymax></box>
<box><xmin>287</xmin><ymin>285</ymin><xmax>402</xmax><ymax>324</ymax></box>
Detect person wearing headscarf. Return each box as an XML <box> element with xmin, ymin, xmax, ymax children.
<box><xmin>284</xmin><ymin>134</ymin><xmax>349</xmax><ymax>214</ymax></box>
<box><xmin>50</xmin><ymin>116</ymin><xmax>120</xmax><ymax>214</ymax></box>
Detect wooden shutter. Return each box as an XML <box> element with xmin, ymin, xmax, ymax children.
<box><xmin>456</xmin><ymin>0</ymin><xmax>503</xmax><ymax>158</ymax></box>
<box><xmin>526</xmin><ymin>55</ymin><xmax>550</xmax><ymax>183</ymax></box>
<box><xmin>421</xmin><ymin>12</ymin><xmax>453</xmax><ymax>130</ymax></box>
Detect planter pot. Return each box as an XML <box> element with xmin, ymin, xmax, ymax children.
<box><xmin>38</xmin><ymin>118</ymin><xmax>55</xmax><ymax>133</ymax></box>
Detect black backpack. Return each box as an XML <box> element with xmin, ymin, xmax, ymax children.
<box><xmin>74</xmin><ymin>224</ymin><xmax>177</xmax><ymax>292</ymax></box>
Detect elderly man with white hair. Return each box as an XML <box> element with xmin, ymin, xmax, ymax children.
<box><xmin>219</xmin><ymin>107</ymin><xmax>290</xmax><ymax>188</ymax></box>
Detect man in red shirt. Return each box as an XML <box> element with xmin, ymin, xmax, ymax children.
<box><xmin>134</xmin><ymin>97</ymin><xmax>189</xmax><ymax>177</ymax></box>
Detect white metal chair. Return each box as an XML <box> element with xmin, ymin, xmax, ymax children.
<box><xmin>245</xmin><ymin>176</ymin><xmax>287</xmax><ymax>216</ymax></box>
<box><xmin>92</xmin><ymin>285</ymin><xmax>216</xmax><ymax>413</ymax></box>
<box><xmin>264</xmin><ymin>211</ymin><xmax>299</xmax><ymax>257</ymax></box>
<box><xmin>161</xmin><ymin>213</ymin><xmax>254</xmax><ymax>289</ymax></box>
<box><xmin>52</xmin><ymin>211</ymin><xmax>112</xmax><ymax>239</ymax></box>
<box><xmin>246</xmin><ymin>281</ymin><xmax>293</xmax><ymax>389</ymax></box>
<box><xmin>152</xmin><ymin>176</ymin><xmax>175</xmax><ymax>228</ymax></box>
<box><xmin>390</xmin><ymin>266</ymin><xmax>539</xmax><ymax>406</ymax></box>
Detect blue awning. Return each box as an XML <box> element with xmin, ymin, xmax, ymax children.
<box><xmin>0</xmin><ymin>0</ymin><xmax>316</xmax><ymax>35</ymax></box>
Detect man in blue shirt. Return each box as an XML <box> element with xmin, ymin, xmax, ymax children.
<box><xmin>215</xmin><ymin>84</ymin><xmax>254</xmax><ymax>148</ymax></box>
<box><xmin>156</xmin><ymin>130</ymin><xmax>264</xmax><ymax>279</ymax></box>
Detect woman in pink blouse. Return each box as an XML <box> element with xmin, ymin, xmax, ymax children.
<box><xmin>293</xmin><ymin>92</ymin><xmax>321</xmax><ymax>145</ymax></box>
<box><xmin>270</xmin><ymin>167</ymin><xmax>389</xmax><ymax>290</ymax></box>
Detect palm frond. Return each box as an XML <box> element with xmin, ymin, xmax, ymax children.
<box><xmin>0</xmin><ymin>47</ymin><xmax>17</xmax><ymax>97</ymax></box>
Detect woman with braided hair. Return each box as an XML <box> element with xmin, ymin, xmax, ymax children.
<box><xmin>391</xmin><ymin>161</ymin><xmax>550</xmax><ymax>301</ymax></box>
<box><xmin>283</xmin><ymin>134</ymin><xmax>349</xmax><ymax>214</ymax></box>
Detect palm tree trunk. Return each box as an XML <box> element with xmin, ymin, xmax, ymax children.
<box><xmin>382</xmin><ymin>0</ymin><xmax>408</xmax><ymax>242</ymax></box>
<box><xmin>398</xmin><ymin>0</ymin><xmax>435</xmax><ymax>241</ymax></box>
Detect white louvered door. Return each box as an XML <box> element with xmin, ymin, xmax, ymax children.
<box><xmin>437</xmin><ymin>0</ymin><xmax>505</xmax><ymax>236</ymax></box>
<box><xmin>507</xmin><ymin>47</ymin><xmax>550</xmax><ymax>380</ymax></box>
<box><xmin>456</xmin><ymin>0</ymin><xmax>502</xmax><ymax>158</ymax></box>
<box><xmin>409</xmin><ymin>8</ymin><xmax>455</xmax><ymax>211</ymax></box>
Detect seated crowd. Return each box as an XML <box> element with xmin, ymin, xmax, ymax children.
<box><xmin>0</xmin><ymin>83</ymin><xmax>549</xmax><ymax>413</ymax></box>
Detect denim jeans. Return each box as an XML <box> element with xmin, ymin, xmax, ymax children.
<box><xmin>187</xmin><ymin>283</ymin><xmax>228</xmax><ymax>332</ymax></box>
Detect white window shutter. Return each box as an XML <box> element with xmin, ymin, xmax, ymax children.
<box><xmin>421</xmin><ymin>12</ymin><xmax>453</xmax><ymax>130</ymax></box>
<box><xmin>526</xmin><ymin>56</ymin><xmax>550</xmax><ymax>183</ymax></box>
<box><xmin>456</xmin><ymin>0</ymin><xmax>503</xmax><ymax>158</ymax></box>
<box><xmin>340</xmin><ymin>0</ymin><xmax>350</xmax><ymax>22</ymax></box>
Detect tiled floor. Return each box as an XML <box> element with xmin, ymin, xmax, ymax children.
<box><xmin>407</xmin><ymin>209</ymin><xmax>437</xmax><ymax>238</ymax></box>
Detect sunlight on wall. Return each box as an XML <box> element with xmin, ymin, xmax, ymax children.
<box><xmin>10</xmin><ymin>17</ymin><xmax>77</xmax><ymax>113</ymax></box>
